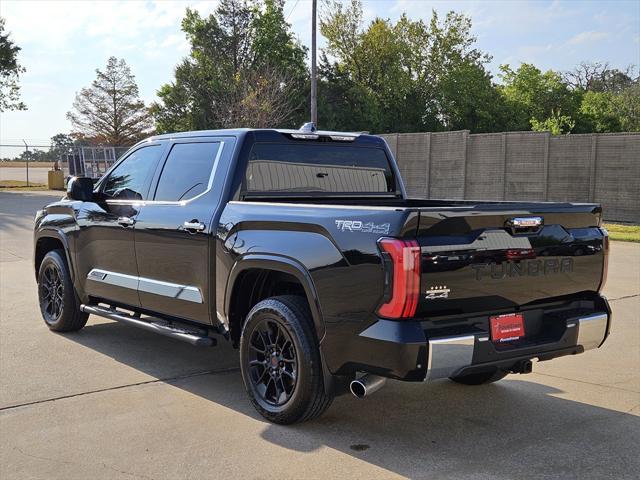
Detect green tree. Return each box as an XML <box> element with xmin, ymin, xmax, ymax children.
<box><xmin>49</xmin><ymin>133</ymin><xmax>75</xmax><ymax>160</ymax></box>
<box><xmin>564</xmin><ymin>62</ymin><xmax>635</xmax><ymax>93</ymax></box>
<box><xmin>319</xmin><ymin>1</ymin><xmax>502</xmax><ymax>133</ymax></box>
<box><xmin>317</xmin><ymin>56</ymin><xmax>380</xmax><ymax>132</ymax></box>
<box><xmin>0</xmin><ymin>17</ymin><xmax>26</xmax><ymax>111</ymax></box>
<box><xmin>579</xmin><ymin>91</ymin><xmax>621</xmax><ymax>132</ymax></box>
<box><xmin>320</xmin><ymin>8</ymin><xmax>421</xmax><ymax>132</ymax></box>
<box><xmin>498</xmin><ymin>64</ymin><xmax>579</xmax><ymax>133</ymax></box>
<box><xmin>20</xmin><ymin>148</ymin><xmax>51</xmax><ymax>162</ymax></box>
<box><xmin>151</xmin><ymin>0</ymin><xmax>307</xmax><ymax>133</ymax></box>
<box><xmin>616</xmin><ymin>83</ymin><xmax>640</xmax><ymax>131</ymax></box>
<box><xmin>530</xmin><ymin>109</ymin><xmax>576</xmax><ymax>135</ymax></box>
<box><xmin>432</xmin><ymin>59</ymin><xmax>510</xmax><ymax>132</ymax></box>
<box><xmin>579</xmin><ymin>84</ymin><xmax>640</xmax><ymax>133</ymax></box>
<box><xmin>67</xmin><ymin>57</ymin><xmax>152</xmax><ymax>145</ymax></box>
<box><xmin>564</xmin><ymin>62</ymin><xmax>639</xmax><ymax>133</ymax></box>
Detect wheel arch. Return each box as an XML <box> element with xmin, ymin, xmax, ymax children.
<box><xmin>225</xmin><ymin>254</ymin><xmax>325</xmax><ymax>346</ymax></box>
<box><xmin>34</xmin><ymin>230</ymin><xmax>74</xmax><ymax>281</ymax></box>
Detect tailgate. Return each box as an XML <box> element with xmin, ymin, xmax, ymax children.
<box><xmin>414</xmin><ymin>204</ymin><xmax>607</xmax><ymax>317</ymax></box>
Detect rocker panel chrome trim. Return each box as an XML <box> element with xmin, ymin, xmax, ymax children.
<box><xmin>87</xmin><ymin>269</ymin><xmax>203</xmax><ymax>304</ymax></box>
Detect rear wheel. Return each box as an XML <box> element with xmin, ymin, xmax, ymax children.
<box><xmin>450</xmin><ymin>369</ymin><xmax>508</xmax><ymax>385</ymax></box>
<box><xmin>239</xmin><ymin>295</ymin><xmax>333</xmax><ymax>424</ymax></box>
<box><xmin>37</xmin><ymin>250</ymin><xmax>88</xmax><ymax>332</ymax></box>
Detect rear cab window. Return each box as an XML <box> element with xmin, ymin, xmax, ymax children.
<box><xmin>154</xmin><ymin>142</ymin><xmax>221</xmax><ymax>202</ymax></box>
<box><xmin>243</xmin><ymin>143</ymin><xmax>397</xmax><ymax>197</ymax></box>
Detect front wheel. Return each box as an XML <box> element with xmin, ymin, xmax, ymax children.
<box><xmin>239</xmin><ymin>295</ymin><xmax>333</xmax><ymax>424</ymax></box>
<box><xmin>37</xmin><ymin>250</ymin><xmax>88</xmax><ymax>332</ymax></box>
<box><xmin>449</xmin><ymin>369</ymin><xmax>508</xmax><ymax>385</ymax></box>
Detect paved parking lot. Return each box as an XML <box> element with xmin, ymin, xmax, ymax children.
<box><xmin>1</xmin><ymin>191</ymin><xmax>639</xmax><ymax>480</ymax></box>
<box><xmin>0</xmin><ymin>167</ymin><xmax>50</xmax><ymax>185</ymax></box>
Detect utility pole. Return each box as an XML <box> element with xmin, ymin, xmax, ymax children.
<box><xmin>310</xmin><ymin>0</ymin><xmax>318</xmax><ymax>125</ymax></box>
<box><xmin>22</xmin><ymin>140</ymin><xmax>29</xmax><ymax>187</ymax></box>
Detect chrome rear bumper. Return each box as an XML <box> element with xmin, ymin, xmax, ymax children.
<box><xmin>426</xmin><ymin>335</ymin><xmax>475</xmax><ymax>381</ymax></box>
<box><xmin>570</xmin><ymin>312</ymin><xmax>609</xmax><ymax>351</ymax></box>
<box><xmin>426</xmin><ymin>311</ymin><xmax>610</xmax><ymax>381</ymax></box>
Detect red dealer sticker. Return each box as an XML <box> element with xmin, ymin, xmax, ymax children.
<box><xmin>490</xmin><ymin>313</ymin><xmax>525</xmax><ymax>342</ymax></box>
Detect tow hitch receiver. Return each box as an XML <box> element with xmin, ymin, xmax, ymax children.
<box><xmin>510</xmin><ymin>359</ymin><xmax>533</xmax><ymax>374</ymax></box>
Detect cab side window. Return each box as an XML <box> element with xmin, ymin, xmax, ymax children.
<box><xmin>102</xmin><ymin>146</ymin><xmax>161</xmax><ymax>200</ymax></box>
<box><xmin>154</xmin><ymin>142</ymin><xmax>220</xmax><ymax>202</ymax></box>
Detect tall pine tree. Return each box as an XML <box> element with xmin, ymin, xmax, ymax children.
<box><xmin>67</xmin><ymin>57</ymin><xmax>152</xmax><ymax>145</ymax></box>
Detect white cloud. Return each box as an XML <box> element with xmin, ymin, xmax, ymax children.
<box><xmin>518</xmin><ymin>43</ymin><xmax>555</xmax><ymax>56</ymax></box>
<box><xmin>0</xmin><ymin>0</ymin><xmax>219</xmax><ymax>147</ymax></box>
<box><xmin>1</xmin><ymin>0</ymin><xmax>217</xmax><ymax>50</ymax></box>
<box><xmin>160</xmin><ymin>33</ymin><xmax>188</xmax><ymax>50</ymax></box>
<box><xmin>2</xmin><ymin>1</ymin><xmax>91</xmax><ymax>48</ymax></box>
<box><xmin>568</xmin><ymin>30</ymin><xmax>610</xmax><ymax>45</ymax></box>
<box><xmin>1</xmin><ymin>0</ymin><xmax>638</xmax><ymax>151</ymax></box>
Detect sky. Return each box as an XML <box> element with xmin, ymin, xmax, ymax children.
<box><xmin>1</xmin><ymin>0</ymin><xmax>639</xmax><ymax>157</ymax></box>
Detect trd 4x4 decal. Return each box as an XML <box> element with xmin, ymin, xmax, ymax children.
<box><xmin>335</xmin><ymin>220</ymin><xmax>390</xmax><ymax>234</ymax></box>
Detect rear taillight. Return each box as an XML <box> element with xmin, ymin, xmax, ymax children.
<box><xmin>377</xmin><ymin>238</ymin><xmax>421</xmax><ymax>319</ymax></box>
<box><xmin>506</xmin><ymin>248</ymin><xmax>536</xmax><ymax>260</ymax></box>
<box><xmin>599</xmin><ymin>228</ymin><xmax>609</xmax><ymax>292</ymax></box>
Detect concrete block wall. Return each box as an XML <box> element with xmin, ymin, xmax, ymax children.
<box><xmin>380</xmin><ymin>131</ymin><xmax>639</xmax><ymax>222</ymax></box>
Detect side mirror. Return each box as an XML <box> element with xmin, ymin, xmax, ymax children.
<box><xmin>67</xmin><ymin>177</ymin><xmax>94</xmax><ymax>202</ymax></box>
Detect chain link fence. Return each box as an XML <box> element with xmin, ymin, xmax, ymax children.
<box><xmin>0</xmin><ymin>145</ymin><xmax>54</xmax><ymax>186</ymax></box>
<box><xmin>0</xmin><ymin>145</ymin><xmax>130</xmax><ymax>186</ymax></box>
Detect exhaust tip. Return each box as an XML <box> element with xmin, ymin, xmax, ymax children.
<box><xmin>349</xmin><ymin>380</ymin><xmax>366</xmax><ymax>399</ymax></box>
<box><xmin>349</xmin><ymin>374</ymin><xmax>386</xmax><ymax>398</ymax></box>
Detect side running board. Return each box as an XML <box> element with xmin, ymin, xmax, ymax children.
<box><xmin>80</xmin><ymin>304</ymin><xmax>216</xmax><ymax>347</ymax></box>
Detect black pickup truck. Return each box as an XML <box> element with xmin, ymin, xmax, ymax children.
<box><xmin>34</xmin><ymin>126</ymin><xmax>611</xmax><ymax>424</ymax></box>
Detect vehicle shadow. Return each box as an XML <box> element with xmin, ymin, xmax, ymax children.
<box><xmin>67</xmin><ymin>321</ymin><xmax>639</xmax><ymax>479</ymax></box>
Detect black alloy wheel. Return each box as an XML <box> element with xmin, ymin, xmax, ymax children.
<box><xmin>247</xmin><ymin>318</ymin><xmax>298</xmax><ymax>407</ymax></box>
<box><xmin>37</xmin><ymin>250</ymin><xmax>88</xmax><ymax>332</ymax></box>
<box><xmin>239</xmin><ymin>296</ymin><xmax>334</xmax><ymax>424</ymax></box>
<box><xmin>39</xmin><ymin>262</ymin><xmax>65</xmax><ymax>324</ymax></box>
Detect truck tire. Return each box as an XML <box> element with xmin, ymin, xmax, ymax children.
<box><xmin>239</xmin><ymin>295</ymin><xmax>333</xmax><ymax>424</ymax></box>
<box><xmin>449</xmin><ymin>369</ymin><xmax>508</xmax><ymax>385</ymax></box>
<box><xmin>37</xmin><ymin>250</ymin><xmax>88</xmax><ymax>332</ymax></box>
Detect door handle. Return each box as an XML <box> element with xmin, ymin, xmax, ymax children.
<box><xmin>117</xmin><ymin>217</ymin><xmax>135</xmax><ymax>227</ymax></box>
<box><xmin>183</xmin><ymin>220</ymin><xmax>206</xmax><ymax>233</ymax></box>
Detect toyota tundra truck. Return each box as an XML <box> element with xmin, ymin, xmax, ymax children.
<box><xmin>34</xmin><ymin>125</ymin><xmax>611</xmax><ymax>424</ymax></box>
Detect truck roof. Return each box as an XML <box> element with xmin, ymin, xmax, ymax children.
<box><xmin>148</xmin><ymin>128</ymin><xmax>367</xmax><ymax>142</ymax></box>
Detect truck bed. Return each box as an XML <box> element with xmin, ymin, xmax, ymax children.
<box><xmin>232</xmin><ymin>196</ymin><xmax>605</xmax><ymax>317</ymax></box>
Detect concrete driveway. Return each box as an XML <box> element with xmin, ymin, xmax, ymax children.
<box><xmin>1</xmin><ymin>191</ymin><xmax>638</xmax><ymax>480</ymax></box>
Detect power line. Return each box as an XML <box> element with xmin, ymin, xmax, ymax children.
<box><xmin>0</xmin><ymin>144</ymin><xmax>51</xmax><ymax>148</ymax></box>
<box><xmin>1</xmin><ymin>138</ymin><xmax>52</xmax><ymax>142</ymax></box>
<box><xmin>286</xmin><ymin>0</ymin><xmax>301</xmax><ymax>21</ymax></box>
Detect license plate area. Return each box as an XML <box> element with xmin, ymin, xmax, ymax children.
<box><xmin>490</xmin><ymin>313</ymin><xmax>525</xmax><ymax>343</ymax></box>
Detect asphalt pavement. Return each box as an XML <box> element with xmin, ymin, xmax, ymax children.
<box><xmin>1</xmin><ymin>190</ymin><xmax>638</xmax><ymax>480</ymax></box>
